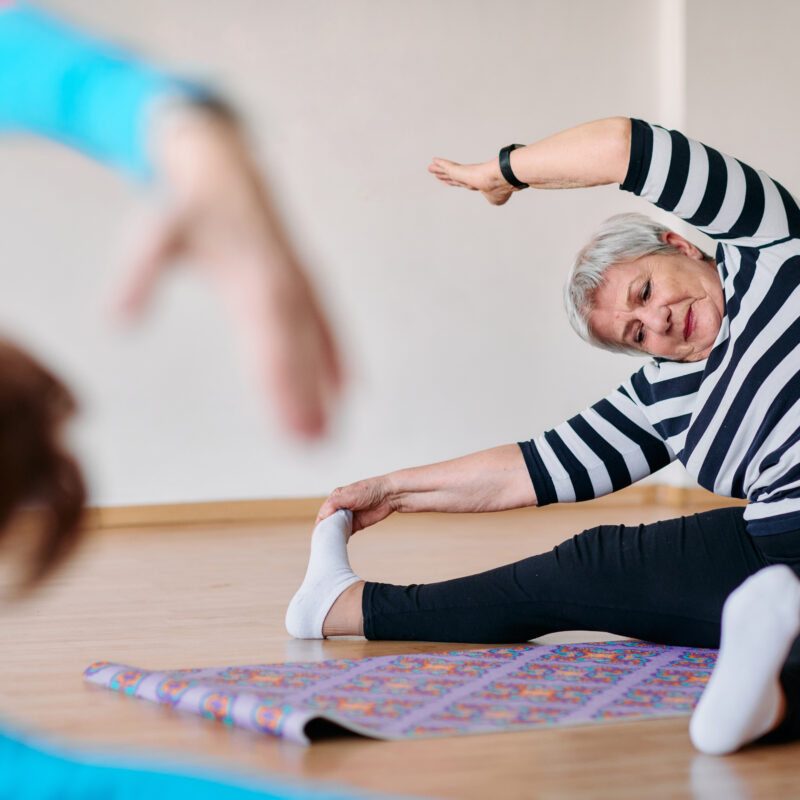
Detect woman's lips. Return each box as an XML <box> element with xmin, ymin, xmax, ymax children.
<box><xmin>684</xmin><ymin>306</ymin><xmax>694</xmax><ymax>340</ymax></box>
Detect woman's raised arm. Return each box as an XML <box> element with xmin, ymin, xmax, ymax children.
<box><xmin>317</xmin><ymin>444</ymin><xmax>537</xmax><ymax>533</ymax></box>
<box><xmin>428</xmin><ymin>116</ymin><xmax>632</xmax><ymax>205</ymax></box>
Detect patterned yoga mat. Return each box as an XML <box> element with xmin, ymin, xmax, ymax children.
<box><xmin>84</xmin><ymin>641</ymin><xmax>717</xmax><ymax>746</ymax></box>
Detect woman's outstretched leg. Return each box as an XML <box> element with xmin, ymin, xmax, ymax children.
<box><xmin>362</xmin><ymin>508</ymin><xmax>766</xmax><ymax>645</ymax></box>
<box><xmin>287</xmin><ymin>508</ymin><xmax>800</xmax><ymax>748</ymax></box>
<box><xmin>288</xmin><ymin>507</ymin><xmax>766</xmax><ymax>644</ymax></box>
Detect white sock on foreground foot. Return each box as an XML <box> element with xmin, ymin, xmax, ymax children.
<box><xmin>285</xmin><ymin>509</ymin><xmax>360</xmax><ymax>639</ymax></box>
<box><xmin>689</xmin><ymin>564</ymin><xmax>800</xmax><ymax>755</ymax></box>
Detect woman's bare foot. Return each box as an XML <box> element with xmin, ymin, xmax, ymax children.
<box><xmin>322</xmin><ymin>580</ymin><xmax>365</xmax><ymax>637</ymax></box>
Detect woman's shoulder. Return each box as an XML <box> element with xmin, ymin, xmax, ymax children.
<box><xmin>640</xmin><ymin>357</ymin><xmax>706</xmax><ymax>381</ymax></box>
<box><xmin>625</xmin><ymin>357</ymin><xmax>706</xmax><ymax>407</ymax></box>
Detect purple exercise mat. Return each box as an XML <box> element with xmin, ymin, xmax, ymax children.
<box><xmin>84</xmin><ymin>641</ymin><xmax>717</xmax><ymax>746</ymax></box>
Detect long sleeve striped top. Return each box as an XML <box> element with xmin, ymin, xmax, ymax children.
<box><xmin>519</xmin><ymin>118</ymin><xmax>800</xmax><ymax>536</ymax></box>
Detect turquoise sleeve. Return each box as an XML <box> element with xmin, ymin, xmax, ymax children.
<box><xmin>0</xmin><ymin>2</ymin><xmax>211</xmax><ymax>179</ymax></box>
<box><xmin>0</xmin><ymin>726</ymin><xmax>364</xmax><ymax>800</ymax></box>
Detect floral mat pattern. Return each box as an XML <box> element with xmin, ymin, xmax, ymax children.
<box><xmin>84</xmin><ymin>641</ymin><xmax>717</xmax><ymax>745</ymax></box>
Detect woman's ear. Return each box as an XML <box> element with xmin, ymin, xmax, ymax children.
<box><xmin>661</xmin><ymin>231</ymin><xmax>705</xmax><ymax>260</ymax></box>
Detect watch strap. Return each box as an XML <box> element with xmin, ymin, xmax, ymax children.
<box><xmin>498</xmin><ymin>143</ymin><xmax>528</xmax><ymax>189</ymax></box>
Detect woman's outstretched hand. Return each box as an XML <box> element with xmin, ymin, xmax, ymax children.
<box><xmin>316</xmin><ymin>476</ymin><xmax>397</xmax><ymax>533</ymax></box>
<box><xmin>112</xmin><ymin>105</ymin><xmax>342</xmax><ymax>439</ymax></box>
<box><xmin>316</xmin><ymin>445</ymin><xmax>538</xmax><ymax>534</ymax></box>
<box><xmin>427</xmin><ymin>157</ymin><xmax>518</xmax><ymax>206</ymax></box>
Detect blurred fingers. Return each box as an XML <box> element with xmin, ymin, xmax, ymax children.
<box><xmin>111</xmin><ymin>211</ymin><xmax>184</xmax><ymax>320</ymax></box>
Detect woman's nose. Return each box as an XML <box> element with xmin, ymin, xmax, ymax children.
<box><xmin>643</xmin><ymin>305</ymin><xmax>671</xmax><ymax>334</ymax></box>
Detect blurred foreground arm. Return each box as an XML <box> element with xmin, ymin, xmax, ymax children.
<box><xmin>0</xmin><ymin>3</ymin><xmax>341</xmax><ymax>437</ymax></box>
<box><xmin>1</xmin><ymin>725</ymin><xmax>362</xmax><ymax>800</ymax></box>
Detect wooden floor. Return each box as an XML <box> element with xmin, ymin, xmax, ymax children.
<box><xmin>1</xmin><ymin>502</ymin><xmax>798</xmax><ymax>799</ymax></box>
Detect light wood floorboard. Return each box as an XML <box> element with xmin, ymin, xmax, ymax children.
<box><xmin>1</xmin><ymin>502</ymin><xmax>798</xmax><ymax>798</ymax></box>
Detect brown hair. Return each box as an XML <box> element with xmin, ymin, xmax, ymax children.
<box><xmin>0</xmin><ymin>340</ymin><xmax>86</xmax><ymax>587</ymax></box>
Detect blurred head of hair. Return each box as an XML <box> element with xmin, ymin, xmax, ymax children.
<box><xmin>0</xmin><ymin>339</ymin><xmax>85</xmax><ymax>591</ymax></box>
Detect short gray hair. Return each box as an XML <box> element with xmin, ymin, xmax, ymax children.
<box><xmin>564</xmin><ymin>213</ymin><xmax>688</xmax><ymax>354</ymax></box>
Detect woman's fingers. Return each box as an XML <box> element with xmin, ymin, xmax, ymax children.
<box><xmin>316</xmin><ymin>485</ymin><xmax>363</xmax><ymax>525</ymax></box>
<box><xmin>428</xmin><ymin>158</ymin><xmax>470</xmax><ymax>185</ymax></box>
<box><xmin>315</xmin><ymin>501</ymin><xmax>339</xmax><ymax>526</ymax></box>
<box><xmin>315</xmin><ymin>479</ymin><xmax>394</xmax><ymax>531</ymax></box>
<box><xmin>427</xmin><ymin>159</ymin><xmax>457</xmax><ymax>183</ymax></box>
<box><xmin>429</xmin><ymin>157</ymin><xmax>514</xmax><ymax>205</ymax></box>
<box><xmin>351</xmin><ymin>504</ymin><xmax>393</xmax><ymax>532</ymax></box>
<box><xmin>427</xmin><ymin>161</ymin><xmax>481</xmax><ymax>191</ymax></box>
<box><xmin>429</xmin><ymin>158</ymin><xmax>480</xmax><ymax>189</ymax></box>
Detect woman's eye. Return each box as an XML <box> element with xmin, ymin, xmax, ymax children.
<box><xmin>642</xmin><ymin>280</ymin><xmax>652</xmax><ymax>302</ymax></box>
<box><xmin>635</xmin><ymin>327</ymin><xmax>645</xmax><ymax>345</ymax></box>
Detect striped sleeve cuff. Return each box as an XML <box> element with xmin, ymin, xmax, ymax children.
<box><xmin>517</xmin><ymin>441</ymin><xmax>558</xmax><ymax>507</ymax></box>
<box><xmin>620</xmin><ymin>118</ymin><xmax>653</xmax><ymax>196</ymax></box>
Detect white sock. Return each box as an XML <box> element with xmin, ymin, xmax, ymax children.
<box><xmin>689</xmin><ymin>564</ymin><xmax>800</xmax><ymax>755</ymax></box>
<box><xmin>285</xmin><ymin>509</ymin><xmax>360</xmax><ymax>639</ymax></box>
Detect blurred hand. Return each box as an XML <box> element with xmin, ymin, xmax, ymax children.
<box><xmin>113</xmin><ymin>105</ymin><xmax>342</xmax><ymax>438</ymax></box>
<box><xmin>427</xmin><ymin>157</ymin><xmax>518</xmax><ymax>206</ymax></box>
<box><xmin>316</xmin><ymin>476</ymin><xmax>396</xmax><ymax>533</ymax></box>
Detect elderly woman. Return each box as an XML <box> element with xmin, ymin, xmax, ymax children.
<box><xmin>286</xmin><ymin>117</ymin><xmax>800</xmax><ymax>756</ymax></box>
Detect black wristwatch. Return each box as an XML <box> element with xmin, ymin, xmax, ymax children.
<box><xmin>498</xmin><ymin>143</ymin><xmax>528</xmax><ymax>189</ymax></box>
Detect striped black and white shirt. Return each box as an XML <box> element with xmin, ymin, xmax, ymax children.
<box><xmin>519</xmin><ymin>118</ymin><xmax>800</xmax><ymax>536</ymax></box>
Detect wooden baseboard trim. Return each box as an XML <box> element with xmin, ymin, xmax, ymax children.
<box><xmin>85</xmin><ymin>497</ymin><xmax>326</xmax><ymax>530</ymax></box>
<box><xmin>581</xmin><ymin>484</ymin><xmax>746</xmax><ymax>510</ymax></box>
<box><xmin>84</xmin><ymin>485</ymin><xmax>746</xmax><ymax>530</ymax></box>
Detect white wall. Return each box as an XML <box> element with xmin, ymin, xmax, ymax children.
<box><xmin>686</xmin><ymin>0</ymin><xmax>800</xmax><ymax>192</ymax></box>
<box><xmin>3</xmin><ymin>0</ymin><xmax>778</xmax><ymax>506</ymax></box>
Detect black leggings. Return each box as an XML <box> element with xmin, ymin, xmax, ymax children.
<box><xmin>362</xmin><ymin>507</ymin><xmax>800</xmax><ymax>744</ymax></box>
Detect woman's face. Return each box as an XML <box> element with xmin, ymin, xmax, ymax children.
<box><xmin>588</xmin><ymin>234</ymin><xmax>725</xmax><ymax>362</ymax></box>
